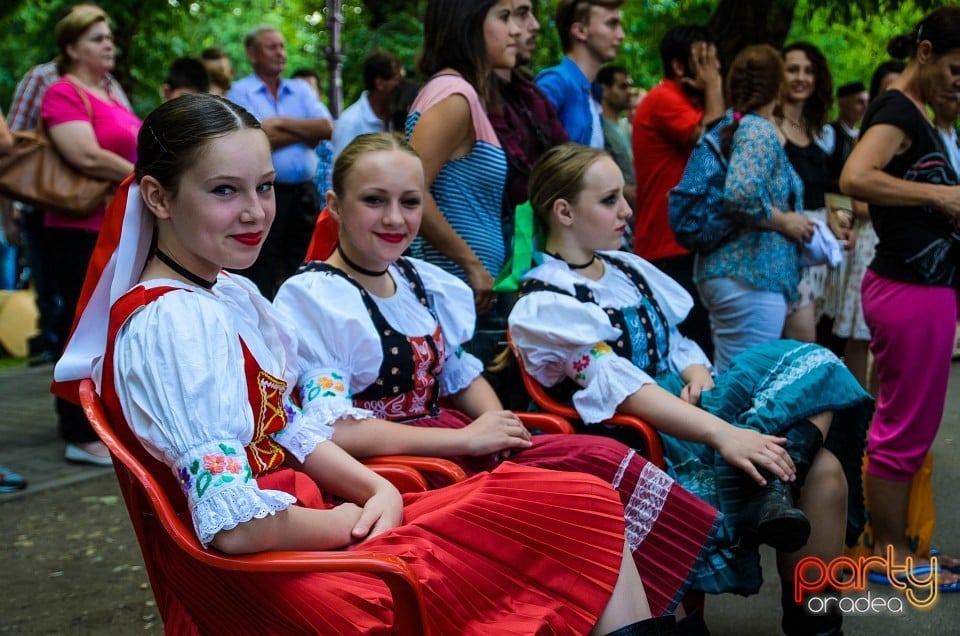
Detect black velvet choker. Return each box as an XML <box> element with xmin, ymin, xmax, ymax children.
<box><xmin>154</xmin><ymin>249</ymin><xmax>216</xmax><ymax>289</ymax></box>
<box><xmin>551</xmin><ymin>252</ymin><xmax>597</xmax><ymax>270</ymax></box>
<box><xmin>337</xmin><ymin>244</ymin><xmax>389</xmax><ymax>277</ymax></box>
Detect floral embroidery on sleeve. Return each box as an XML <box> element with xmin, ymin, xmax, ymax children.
<box><xmin>178</xmin><ymin>442</ymin><xmax>252</xmax><ymax>498</ymax></box>
<box><xmin>568</xmin><ymin>341</ymin><xmax>613</xmax><ymax>383</ymax></box>
<box><xmin>301</xmin><ymin>371</ymin><xmax>349</xmax><ymax>405</ymax></box>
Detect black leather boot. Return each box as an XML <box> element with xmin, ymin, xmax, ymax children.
<box><xmin>740</xmin><ymin>476</ymin><xmax>810</xmax><ymax>552</ymax></box>
<box><xmin>784</xmin><ymin>418</ymin><xmax>825</xmax><ymax>499</ymax></box>
<box><xmin>781</xmin><ymin>584</ymin><xmax>843</xmax><ymax>636</ymax></box>
<box><xmin>603</xmin><ymin>616</ymin><xmax>679</xmax><ymax>636</ymax></box>
<box><xmin>738</xmin><ymin>420</ymin><xmax>824</xmax><ymax>553</ymax></box>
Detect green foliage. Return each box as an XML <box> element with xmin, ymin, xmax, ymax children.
<box><xmin>786</xmin><ymin>0</ymin><xmax>925</xmax><ymax>116</ymax></box>
<box><xmin>1</xmin><ymin>0</ymin><xmax>356</xmax><ymax>116</ymax></box>
<box><xmin>338</xmin><ymin>2</ymin><xmax>423</xmax><ymax>106</ymax></box>
<box><xmin>0</xmin><ymin>0</ymin><xmax>939</xmax><ymax>120</ymax></box>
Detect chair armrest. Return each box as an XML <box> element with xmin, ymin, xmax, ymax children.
<box><xmin>368</xmin><ymin>463</ymin><xmax>430</xmax><ymax>492</ymax></box>
<box><xmin>603</xmin><ymin>414</ymin><xmax>665</xmax><ymax>467</ymax></box>
<box><xmin>363</xmin><ymin>455</ymin><xmax>468</xmax><ymax>485</ymax></box>
<box><xmin>514</xmin><ymin>412</ymin><xmax>575</xmax><ymax>435</ymax></box>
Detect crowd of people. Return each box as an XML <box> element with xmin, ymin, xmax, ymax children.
<box><xmin>0</xmin><ymin>0</ymin><xmax>956</xmax><ymax>633</ymax></box>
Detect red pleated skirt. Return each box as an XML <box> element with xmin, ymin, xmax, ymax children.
<box><xmin>407</xmin><ymin>409</ymin><xmax>722</xmax><ymax>617</ymax></box>
<box><xmin>148</xmin><ymin>462</ymin><xmax>627</xmax><ymax>635</ymax></box>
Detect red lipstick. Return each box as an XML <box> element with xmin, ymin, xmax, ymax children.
<box><xmin>232</xmin><ymin>232</ymin><xmax>263</xmax><ymax>246</ymax></box>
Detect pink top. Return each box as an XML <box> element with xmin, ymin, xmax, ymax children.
<box><xmin>40</xmin><ymin>78</ymin><xmax>141</xmax><ymax>231</ymax></box>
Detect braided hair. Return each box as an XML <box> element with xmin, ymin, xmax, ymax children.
<box><xmin>719</xmin><ymin>44</ymin><xmax>784</xmax><ymax>158</ymax></box>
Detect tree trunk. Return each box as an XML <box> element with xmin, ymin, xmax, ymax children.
<box><xmin>325</xmin><ymin>0</ymin><xmax>344</xmax><ymax>116</ymax></box>
<box><xmin>708</xmin><ymin>0</ymin><xmax>797</xmax><ymax>72</ymax></box>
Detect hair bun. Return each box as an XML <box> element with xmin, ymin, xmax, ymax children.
<box><xmin>886</xmin><ymin>34</ymin><xmax>914</xmax><ymax>59</ymax></box>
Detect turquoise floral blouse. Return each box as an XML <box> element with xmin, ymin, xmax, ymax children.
<box><xmin>695</xmin><ymin>113</ymin><xmax>804</xmax><ymax>300</ymax></box>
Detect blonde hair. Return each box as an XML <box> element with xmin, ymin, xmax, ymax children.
<box><xmin>55</xmin><ymin>5</ymin><xmax>110</xmax><ymax>75</ymax></box>
<box><xmin>528</xmin><ymin>143</ymin><xmax>608</xmax><ymax>228</ymax></box>
<box><xmin>332</xmin><ymin>132</ymin><xmax>421</xmax><ymax>198</ymax></box>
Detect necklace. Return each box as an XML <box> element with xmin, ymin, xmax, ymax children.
<box><xmin>154</xmin><ymin>249</ymin><xmax>216</xmax><ymax>289</ymax></box>
<box><xmin>337</xmin><ymin>244</ymin><xmax>389</xmax><ymax>277</ymax></box>
<box><xmin>782</xmin><ymin>116</ymin><xmax>803</xmax><ymax>130</ymax></box>
<box><xmin>551</xmin><ymin>252</ymin><xmax>597</xmax><ymax>270</ymax></box>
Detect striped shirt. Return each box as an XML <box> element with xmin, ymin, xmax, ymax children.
<box><xmin>406</xmin><ymin>74</ymin><xmax>507</xmax><ymax>283</ymax></box>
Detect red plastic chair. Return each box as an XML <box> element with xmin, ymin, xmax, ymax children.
<box><xmin>507</xmin><ymin>333</ymin><xmax>665</xmax><ymax>468</ymax></box>
<box><xmin>78</xmin><ymin>379</ymin><xmax>432</xmax><ymax>635</ymax></box>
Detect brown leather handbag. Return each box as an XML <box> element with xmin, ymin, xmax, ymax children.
<box><xmin>0</xmin><ymin>85</ymin><xmax>113</xmax><ymax>217</ymax></box>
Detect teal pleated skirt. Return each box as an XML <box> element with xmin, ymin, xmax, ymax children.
<box><xmin>656</xmin><ymin>339</ymin><xmax>873</xmax><ymax>595</ymax></box>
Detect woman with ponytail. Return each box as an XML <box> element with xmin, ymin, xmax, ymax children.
<box><xmin>509</xmin><ymin>141</ymin><xmax>872</xmax><ymax>635</ymax></box>
<box><xmin>694</xmin><ymin>44</ymin><xmax>815</xmax><ymax>372</ymax></box>
<box><xmin>840</xmin><ymin>6</ymin><xmax>960</xmax><ymax>589</ymax></box>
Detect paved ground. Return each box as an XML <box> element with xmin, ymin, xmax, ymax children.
<box><xmin>1</xmin><ymin>360</ymin><xmax>958</xmax><ymax>634</ymax></box>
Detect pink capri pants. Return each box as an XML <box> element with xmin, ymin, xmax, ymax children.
<box><xmin>862</xmin><ymin>269</ymin><xmax>957</xmax><ymax>481</ymax></box>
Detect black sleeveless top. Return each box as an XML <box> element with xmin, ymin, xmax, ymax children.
<box><xmin>784</xmin><ymin>139</ymin><xmax>830</xmax><ymax>210</ymax></box>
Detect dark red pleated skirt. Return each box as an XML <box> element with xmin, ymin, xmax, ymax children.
<box><xmin>406</xmin><ymin>408</ymin><xmax>722</xmax><ymax>617</ymax></box>
<box><xmin>147</xmin><ymin>462</ymin><xmax>627</xmax><ymax>635</ymax></box>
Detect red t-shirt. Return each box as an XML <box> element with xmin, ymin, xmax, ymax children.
<box><xmin>631</xmin><ymin>79</ymin><xmax>703</xmax><ymax>261</ymax></box>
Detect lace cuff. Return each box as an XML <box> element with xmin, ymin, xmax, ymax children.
<box><xmin>272</xmin><ymin>403</ymin><xmax>328</xmax><ymax>463</ymax></box>
<box><xmin>571</xmin><ymin>354</ymin><xmax>654</xmax><ymax>424</ymax></box>
<box><xmin>440</xmin><ymin>346</ymin><xmax>484</xmax><ymax>396</ymax></box>
<box><xmin>173</xmin><ymin>439</ymin><xmax>296</xmax><ymax>547</ymax></box>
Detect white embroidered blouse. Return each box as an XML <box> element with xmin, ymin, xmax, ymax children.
<box><xmin>273</xmin><ymin>258</ymin><xmax>485</xmax><ymax>427</ymax></box>
<box><xmin>106</xmin><ymin>275</ymin><xmax>328</xmax><ymax>547</ymax></box>
<box><xmin>508</xmin><ymin>251</ymin><xmax>712</xmax><ymax>424</ymax></box>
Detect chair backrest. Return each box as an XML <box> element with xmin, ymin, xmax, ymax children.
<box><xmin>78</xmin><ymin>379</ymin><xmax>432</xmax><ymax>635</ymax></box>
<box><xmin>507</xmin><ymin>334</ymin><xmax>665</xmax><ymax>467</ymax></box>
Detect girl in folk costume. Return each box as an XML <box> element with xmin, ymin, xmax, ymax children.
<box><xmin>273</xmin><ymin>132</ymin><xmax>720</xmax><ymax>628</ymax></box>
<box><xmin>508</xmin><ymin>143</ymin><xmax>874</xmax><ymax>636</ymax></box>
<box><xmin>53</xmin><ymin>94</ymin><xmax>689</xmax><ymax>636</ymax></box>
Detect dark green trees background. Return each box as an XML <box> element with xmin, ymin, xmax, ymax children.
<box><xmin>0</xmin><ymin>0</ymin><xmax>940</xmax><ymax>118</ymax></box>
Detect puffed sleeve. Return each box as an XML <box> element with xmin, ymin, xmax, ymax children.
<box><xmin>509</xmin><ymin>290</ymin><xmax>655</xmax><ymax>424</ymax></box>
<box><xmin>724</xmin><ymin>117</ymin><xmax>779</xmax><ymax>221</ymax></box>
<box><xmin>113</xmin><ymin>290</ymin><xmax>296</xmax><ymax>547</ymax></box>
<box><xmin>416</xmin><ymin>259</ymin><xmax>484</xmax><ymax>395</ymax></box>
<box><xmin>273</xmin><ymin>271</ymin><xmax>377</xmax><ymax>428</ymax></box>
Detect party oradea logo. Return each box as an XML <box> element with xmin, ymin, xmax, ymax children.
<box><xmin>794</xmin><ymin>545</ymin><xmax>940</xmax><ymax>615</ymax></box>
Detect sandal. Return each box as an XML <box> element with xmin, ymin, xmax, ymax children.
<box><xmin>0</xmin><ymin>464</ymin><xmax>27</xmax><ymax>492</ymax></box>
<box><xmin>929</xmin><ymin>548</ymin><xmax>960</xmax><ymax>574</ymax></box>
